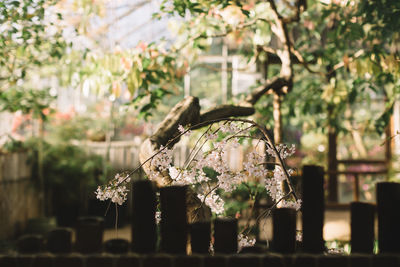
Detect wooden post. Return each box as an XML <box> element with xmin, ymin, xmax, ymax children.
<box><xmin>272</xmin><ymin>208</ymin><xmax>296</xmax><ymax>253</ymax></box>
<box><xmin>75</xmin><ymin>217</ymin><xmax>104</xmax><ymax>254</ymax></box>
<box><xmin>160</xmin><ymin>185</ymin><xmax>188</xmax><ymax>254</ymax></box>
<box><xmin>46</xmin><ymin>228</ymin><xmax>72</xmax><ymax>254</ymax></box>
<box><xmin>190</xmin><ymin>221</ymin><xmax>211</xmax><ymax>254</ymax></box>
<box><xmin>302</xmin><ymin>165</ymin><xmax>325</xmax><ymax>253</ymax></box>
<box><xmin>104</xmin><ymin>238</ymin><xmax>129</xmax><ymax>254</ymax></box>
<box><xmin>16</xmin><ymin>235</ymin><xmax>43</xmax><ymax>254</ymax></box>
<box><xmin>376</xmin><ymin>182</ymin><xmax>400</xmax><ymax>253</ymax></box>
<box><xmin>213</xmin><ymin>218</ymin><xmax>238</xmax><ymax>254</ymax></box>
<box><xmin>131</xmin><ymin>180</ymin><xmax>157</xmax><ymax>253</ymax></box>
<box><xmin>350</xmin><ymin>202</ymin><xmax>375</xmax><ymax>254</ymax></box>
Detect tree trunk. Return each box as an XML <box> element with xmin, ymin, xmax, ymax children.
<box><xmin>273</xmin><ymin>93</ymin><xmax>283</xmax><ymax>144</ymax></box>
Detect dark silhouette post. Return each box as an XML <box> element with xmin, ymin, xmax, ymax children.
<box><xmin>214</xmin><ymin>218</ymin><xmax>238</xmax><ymax>253</ymax></box>
<box><xmin>350</xmin><ymin>201</ymin><xmax>375</xmax><ymax>254</ymax></box>
<box><xmin>131</xmin><ymin>180</ymin><xmax>157</xmax><ymax>253</ymax></box>
<box><xmin>302</xmin><ymin>165</ymin><xmax>325</xmax><ymax>253</ymax></box>
<box><xmin>376</xmin><ymin>182</ymin><xmax>400</xmax><ymax>253</ymax></box>
<box><xmin>160</xmin><ymin>185</ymin><xmax>188</xmax><ymax>254</ymax></box>
<box><xmin>46</xmin><ymin>228</ymin><xmax>72</xmax><ymax>254</ymax></box>
<box><xmin>190</xmin><ymin>221</ymin><xmax>211</xmax><ymax>253</ymax></box>
<box><xmin>273</xmin><ymin>208</ymin><xmax>296</xmax><ymax>253</ymax></box>
<box><xmin>75</xmin><ymin>217</ymin><xmax>104</xmax><ymax>254</ymax></box>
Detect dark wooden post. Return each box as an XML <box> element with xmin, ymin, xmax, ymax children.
<box><xmin>175</xmin><ymin>255</ymin><xmax>203</xmax><ymax>267</ymax></box>
<box><xmin>350</xmin><ymin>202</ymin><xmax>375</xmax><ymax>254</ymax></box>
<box><xmin>33</xmin><ymin>255</ymin><xmax>54</xmax><ymax>267</ymax></box>
<box><xmin>349</xmin><ymin>255</ymin><xmax>372</xmax><ymax>267</ymax></box>
<box><xmin>86</xmin><ymin>255</ymin><xmax>115</xmax><ymax>267</ymax></box>
<box><xmin>104</xmin><ymin>238</ymin><xmax>129</xmax><ymax>254</ymax></box>
<box><xmin>54</xmin><ymin>255</ymin><xmax>84</xmax><ymax>267</ymax></box>
<box><xmin>318</xmin><ymin>255</ymin><xmax>348</xmax><ymax>267</ymax></box>
<box><xmin>16</xmin><ymin>235</ymin><xmax>43</xmax><ymax>254</ymax></box>
<box><xmin>204</xmin><ymin>255</ymin><xmax>227</xmax><ymax>267</ymax></box>
<box><xmin>46</xmin><ymin>228</ymin><xmax>72</xmax><ymax>253</ymax></box>
<box><xmin>115</xmin><ymin>254</ymin><xmax>140</xmax><ymax>267</ymax></box>
<box><xmin>292</xmin><ymin>254</ymin><xmax>318</xmax><ymax>267</ymax></box>
<box><xmin>160</xmin><ymin>185</ymin><xmax>188</xmax><ymax>254</ymax></box>
<box><xmin>75</xmin><ymin>217</ymin><xmax>104</xmax><ymax>254</ymax></box>
<box><xmin>376</xmin><ymin>182</ymin><xmax>400</xmax><ymax>253</ymax></box>
<box><xmin>131</xmin><ymin>180</ymin><xmax>157</xmax><ymax>253</ymax></box>
<box><xmin>302</xmin><ymin>165</ymin><xmax>325</xmax><ymax>253</ymax></box>
<box><xmin>214</xmin><ymin>218</ymin><xmax>238</xmax><ymax>254</ymax></box>
<box><xmin>190</xmin><ymin>221</ymin><xmax>211</xmax><ymax>253</ymax></box>
<box><xmin>272</xmin><ymin>208</ymin><xmax>296</xmax><ymax>253</ymax></box>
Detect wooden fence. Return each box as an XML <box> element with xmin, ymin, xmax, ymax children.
<box><xmin>2</xmin><ymin>165</ymin><xmax>400</xmax><ymax>267</ymax></box>
<box><xmin>0</xmin><ymin>152</ymin><xmax>40</xmax><ymax>240</ymax></box>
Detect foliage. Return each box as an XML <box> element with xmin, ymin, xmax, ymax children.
<box><xmin>0</xmin><ymin>135</ymin><xmax>25</xmax><ymax>154</ymax></box>
<box><xmin>0</xmin><ymin>0</ymin><xmax>67</xmax><ymax>116</ymax></box>
<box><xmin>0</xmin><ymin>88</ymin><xmax>55</xmax><ymax>120</ymax></box>
<box><xmin>26</xmin><ymin>138</ymin><xmax>109</xmax><ymax>204</ymax></box>
<box><xmin>75</xmin><ymin>43</ymin><xmax>183</xmax><ymax>119</ymax></box>
<box><xmin>288</xmin><ymin>0</ymin><xmax>400</xmax><ymax>135</ymax></box>
<box><xmin>2</xmin><ymin>0</ymin><xmax>399</xmax><ymax>131</ymax></box>
<box><xmin>53</xmin><ymin>0</ymin><xmax>399</xmax><ymax>137</ymax></box>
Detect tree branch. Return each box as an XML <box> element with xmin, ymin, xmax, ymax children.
<box><xmin>268</xmin><ymin>0</ymin><xmax>294</xmax><ymax>90</ymax></box>
<box><xmin>290</xmin><ymin>46</ymin><xmax>325</xmax><ymax>76</ymax></box>
<box><xmin>150</xmin><ymin>96</ymin><xmax>200</xmax><ymax>147</ymax></box>
<box><xmin>173</xmin><ymin>17</ymin><xmax>269</xmax><ymax>52</ymax></box>
<box><xmin>282</xmin><ymin>0</ymin><xmax>298</xmax><ymax>11</ymax></box>
<box><xmin>88</xmin><ymin>0</ymin><xmax>151</xmax><ymax>37</ymax></box>
<box><xmin>198</xmin><ymin>105</ymin><xmax>255</xmax><ymax>126</ymax></box>
<box><xmin>244</xmin><ymin>77</ymin><xmax>289</xmax><ymax>105</ymax></box>
<box><xmin>331</xmin><ymin>49</ymin><xmax>364</xmax><ymax>74</ymax></box>
<box><xmin>282</xmin><ymin>0</ymin><xmax>306</xmax><ymax>24</ymax></box>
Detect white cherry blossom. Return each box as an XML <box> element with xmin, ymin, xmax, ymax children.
<box><xmin>238</xmin><ymin>234</ymin><xmax>256</xmax><ymax>252</ymax></box>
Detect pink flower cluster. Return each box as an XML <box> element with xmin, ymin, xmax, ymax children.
<box><xmin>95</xmin><ymin>173</ymin><xmax>131</xmax><ymax>205</ymax></box>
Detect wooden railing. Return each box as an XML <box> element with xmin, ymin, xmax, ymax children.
<box><xmin>2</xmin><ymin>165</ymin><xmax>400</xmax><ymax>267</ymax></box>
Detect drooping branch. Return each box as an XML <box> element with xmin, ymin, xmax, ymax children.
<box><xmin>244</xmin><ymin>77</ymin><xmax>289</xmax><ymax>105</ymax></box>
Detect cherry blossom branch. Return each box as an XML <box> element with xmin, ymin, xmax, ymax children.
<box><xmin>193</xmin><ymin>118</ymin><xmax>298</xmax><ymax>201</ymax></box>
<box><xmin>241</xmin><ymin>191</ymin><xmax>293</xmax><ymax>236</ymax></box>
<box><xmin>97</xmin><ymin>117</ymin><xmax>299</xmax><ymax>228</ymax></box>
<box><xmin>113</xmin><ymin>118</ymin><xmax>297</xmax><ymax>200</ymax></box>
<box><xmin>193</xmin><ymin>184</ymin><xmax>220</xmax><ymax>220</ymax></box>
<box><xmin>241</xmin><ymin>190</ymin><xmax>259</xmax><ymax>235</ymax></box>
<box><xmin>182</xmin><ymin>125</ymin><xmax>216</xmax><ymax>169</ymax></box>
<box><xmin>258</xmin><ymin>161</ymin><xmax>282</xmax><ymax>166</ymax></box>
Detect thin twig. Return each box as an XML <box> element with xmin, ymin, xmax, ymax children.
<box><xmin>241</xmin><ymin>191</ymin><xmax>293</xmax><ymax>236</ymax></box>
